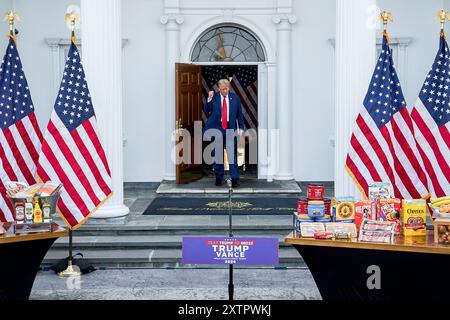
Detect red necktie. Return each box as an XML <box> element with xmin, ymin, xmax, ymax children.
<box><xmin>221</xmin><ymin>96</ymin><xmax>227</xmax><ymax>129</ymax></box>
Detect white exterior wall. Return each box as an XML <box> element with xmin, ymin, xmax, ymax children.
<box><xmin>292</xmin><ymin>0</ymin><xmax>335</xmax><ymax>181</ymax></box>
<box><xmin>1</xmin><ymin>0</ymin><xmax>446</xmax><ymax>182</ymax></box>
<box><xmin>378</xmin><ymin>0</ymin><xmax>445</xmax><ymax>107</ymax></box>
<box><xmin>4</xmin><ymin>0</ymin><xmax>80</xmax><ymax>130</ymax></box>
<box><xmin>122</xmin><ymin>0</ymin><xmax>165</xmax><ymax>182</ymax></box>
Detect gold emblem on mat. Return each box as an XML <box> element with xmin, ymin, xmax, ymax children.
<box><xmin>206</xmin><ymin>201</ymin><xmax>253</xmax><ymax>209</ymax></box>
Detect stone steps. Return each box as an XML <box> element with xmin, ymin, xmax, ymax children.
<box><xmin>52</xmin><ymin>234</ymin><xmax>294</xmax><ymax>248</ymax></box>
<box><xmin>44</xmin><ymin>214</ymin><xmax>301</xmax><ymax>268</ymax></box>
<box><xmin>42</xmin><ymin>247</ymin><xmax>302</xmax><ymax>269</ymax></box>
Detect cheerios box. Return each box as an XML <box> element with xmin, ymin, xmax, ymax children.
<box><xmin>401</xmin><ymin>199</ymin><xmax>427</xmax><ymax>236</ymax></box>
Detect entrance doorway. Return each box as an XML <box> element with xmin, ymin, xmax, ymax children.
<box><xmin>174</xmin><ymin>64</ymin><xmax>258</xmax><ymax>184</ymax></box>
<box><xmin>201</xmin><ymin>65</ymin><xmax>258</xmax><ymax>177</ymax></box>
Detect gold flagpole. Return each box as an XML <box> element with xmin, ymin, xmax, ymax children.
<box><xmin>58</xmin><ymin>10</ymin><xmax>82</xmax><ymax>278</ymax></box>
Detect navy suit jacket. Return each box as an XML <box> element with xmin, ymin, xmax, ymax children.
<box><xmin>203</xmin><ymin>92</ymin><xmax>244</xmax><ymax>132</ymax></box>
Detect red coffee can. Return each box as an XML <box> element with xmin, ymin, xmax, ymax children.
<box><xmin>324</xmin><ymin>198</ymin><xmax>331</xmax><ymax>216</ymax></box>
<box><xmin>297</xmin><ymin>197</ymin><xmax>308</xmax><ymax>214</ymax></box>
<box><xmin>307</xmin><ymin>184</ymin><xmax>324</xmax><ymax>200</ymax></box>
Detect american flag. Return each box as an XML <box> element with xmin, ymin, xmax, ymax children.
<box><xmin>345</xmin><ymin>34</ymin><xmax>429</xmax><ymax>199</ymax></box>
<box><xmin>37</xmin><ymin>41</ymin><xmax>112</xmax><ymax>230</ymax></box>
<box><xmin>0</xmin><ymin>36</ymin><xmax>43</xmax><ymax>222</ymax></box>
<box><xmin>410</xmin><ymin>34</ymin><xmax>450</xmax><ymax>198</ymax></box>
<box><xmin>202</xmin><ymin>66</ymin><xmax>258</xmax><ymax>130</ymax></box>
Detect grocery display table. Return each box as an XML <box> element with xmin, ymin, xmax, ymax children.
<box><xmin>285</xmin><ymin>231</ymin><xmax>450</xmax><ymax>300</ymax></box>
<box><xmin>0</xmin><ymin>222</ymin><xmax>68</xmax><ymax>300</ymax></box>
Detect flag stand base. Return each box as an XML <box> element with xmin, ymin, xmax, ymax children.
<box><xmin>58</xmin><ymin>260</ymin><xmax>81</xmax><ymax>277</ymax></box>
<box><xmin>58</xmin><ymin>229</ymin><xmax>81</xmax><ymax>277</ymax></box>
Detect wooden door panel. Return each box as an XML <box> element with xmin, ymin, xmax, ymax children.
<box><xmin>175</xmin><ymin>63</ymin><xmax>203</xmax><ymax>184</ymax></box>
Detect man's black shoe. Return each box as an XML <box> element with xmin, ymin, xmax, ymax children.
<box><xmin>232</xmin><ymin>179</ymin><xmax>239</xmax><ymax>188</ymax></box>
<box><xmin>215</xmin><ymin>179</ymin><xmax>223</xmax><ymax>186</ymax></box>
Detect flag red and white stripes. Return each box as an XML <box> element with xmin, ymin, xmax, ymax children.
<box><xmin>0</xmin><ymin>37</ymin><xmax>43</xmax><ymax>222</ymax></box>
<box><xmin>346</xmin><ymin>35</ymin><xmax>429</xmax><ymax>199</ymax></box>
<box><xmin>409</xmin><ymin>35</ymin><xmax>450</xmax><ymax>198</ymax></box>
<box><xmin>36</xmin><ymin>41</ymin><xmax>112</xmax><ymax>230</ymax></box>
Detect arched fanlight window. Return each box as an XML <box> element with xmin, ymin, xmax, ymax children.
<box><xmin>191</xmin><ymin>25</ymin><xmax>265</xmax><ymax>62</ymax></box>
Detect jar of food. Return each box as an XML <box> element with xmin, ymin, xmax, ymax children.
<box><xmin>15</xmin><ymin>201</ymin><xmax>25</xmax><ymax>224</ymax></box>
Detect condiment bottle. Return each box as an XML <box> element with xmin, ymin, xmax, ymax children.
<box><xmin>33</xmin><ymin>198</ymin><xmax>43</xmax><ymax>223</ymax></box>
<box><xmin>15</xmin><ymin>201</ymin><xmax>25</xmax><ymax>224</ymax></box>
<box><xmin>42</xmin><ymin>203</ymin><xmax>51</xmax><ymax>223</ymax></box>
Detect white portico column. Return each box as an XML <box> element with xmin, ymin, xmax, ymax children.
<box><xmin>81</xmin><ymin>0</ymin><xmax>129</xmax><ymax>218</ymax></box>
<box><xmin>335</xmin><ymin>0</ymin><xmax>376</xmax><ymax>197</ymax></box>
<box><xmin>161</xmin><ymin>15</ymin><xmax>184</xmax><ymax>181</ymax></box>
<box><xmin>273</xmin><ymin>14</ymin><xmax>296</xmax><ymax>180</ymax></box>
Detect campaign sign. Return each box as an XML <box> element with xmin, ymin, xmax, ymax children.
<box><xmin>182</xmin><ymin>237</ymin><xmax>279</xmax><ymax>265</ymax></box>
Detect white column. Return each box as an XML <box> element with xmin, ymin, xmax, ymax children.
<box><xmin>161</xmin><ymin>15</ymin><xmax>184</xmax><ymax>181</ymax></box>
<box><xmin>273</xmin><ymin>14</ymin><xmax>296</xmax><ymax>180</ymax></box>
<box><xmin>335</xmin><ymin>0</ymin><xmax>376</xmax><ymax>197</ymax></box>
<box><xmin>81</xmin><ymin>0</ymin><xmax>129</xmax><ymax>218</ymax></box>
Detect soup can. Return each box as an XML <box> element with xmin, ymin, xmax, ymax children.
<box><xmin>307</xmin><ymin>184</ymin><xmax>324</xmax><ymax>200</ymax></box>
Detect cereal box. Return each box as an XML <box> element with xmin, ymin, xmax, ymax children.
<box><xmin>377</xmin><ymin>198</ymin><xmax>401</xmax><ymax>234</ymax></box>
<box><xmin>354</xmin><ymin>200</ymin><xmax>374</xmax><ymax>231</ymax></box>
<box><xmin>331</xmin><ymin>197</ymin><xmax>355</xmax><ymax>223</ymax></box>
<box><xmin>401</xmin><ymin>199</ymin><xmax>427</xmax><ymax>236</ymax></box>
<box><xmin>368</xmin><ymin>182</ymin><xmax>392</xmax><ymax>201</ymax></box>
<box><xmin>368</xmin><ymin>182</ymin><xmax>393</xmax><ymax>215</ymax></box>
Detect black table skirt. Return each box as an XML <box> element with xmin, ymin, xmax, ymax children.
<box><xmin>0</xmin><ymin>238</ymin><xmax>57</xmax><ymax>300</ymax></box>
<box><xmin>294</xmin><ymin>245</ymin><xmax>450</xmax><ymax>300</ymax></box>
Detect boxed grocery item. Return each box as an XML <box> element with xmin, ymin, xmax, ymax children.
<box><xmin>368</xmin><ymin>182</ymin><xmax>392</xmax><ymax>200</ymax></box>
<box><xmin>368</xmin><ymin>182</ymin><xmax>393</xmax><ymax>216</ymax></box>
<box><xmin>401</xmin><ymin>199</ymin><xmax>427</xmax><ymax>236</ymax></box>
<box><xmin>377</xmin><ymin>198</ymin><xmax>401</xmax><ymax>234</ymax></box>
<box><xmin>355</xmin><ymin>200</ymin><xmax>374</xmax><ymax>231</ymax></box>
<box><xmin>332</xmin><ymin>197</ymin><xmax>355</xmax><ymax>223</ymax></box>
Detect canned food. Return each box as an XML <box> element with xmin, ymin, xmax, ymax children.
<box><xmin>307</xmin><ymin>201</ymin><xmax>325</xmax><ymax>218</ymax></box>
<box><xmin>324</xmin><ymin>198</ymin><xmax>331</xmax><ymax>216</ymax></box>
<box><xmin>307</xmin><ymin>184</ymin><xmax>324</xmax><ymax>200</ymax></box>
<box><xmin>297</xmin><ymin>197</ymin><xmax>308</xmax><ymax>214</ymax></box>
<box><xmin>315</xmin><ymin>215</ymin><xmax>332</xmax><ymax>223</ymax></box>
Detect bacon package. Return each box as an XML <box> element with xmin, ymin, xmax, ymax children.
<box><xmin>299</xmin><ymin>222</ymin><xmax>325</xmax><ymax>238</ymax></box>
<box><xmin>377</xmin><ymin>198</ymin><xmax>401</xmax><ymax>234</ymax></box>
<box><xmin>358</xmin><ymin>219</ymin><xmax>396</xmax><ymax>244</ymax></box>
<box><xmin>325</xmin><ymin>222</ymin><xmax>357</xmax><ymax>238</ymax></box>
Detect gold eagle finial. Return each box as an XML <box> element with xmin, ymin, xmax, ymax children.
<box><xmin>3</xmin><ymin>10</ymin><xmax>20</xmax><ymax>33</ymax></box>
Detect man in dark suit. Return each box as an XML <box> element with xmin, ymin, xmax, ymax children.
<box><xmin>203</xmin><ymin>79</ymin><xmax>244</xmax><ymax>187</ymax></box>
